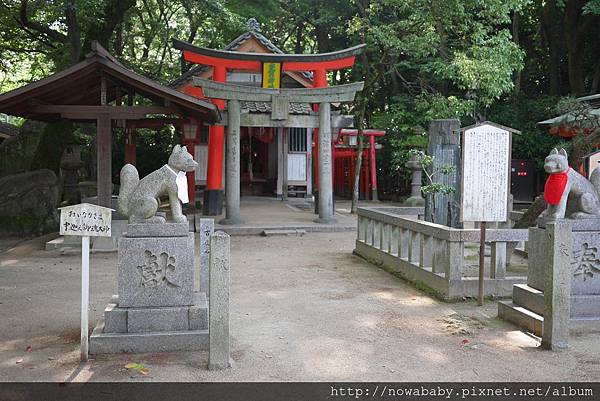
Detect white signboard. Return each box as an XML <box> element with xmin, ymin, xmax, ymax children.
<box><xmin>59</xmin><ymin>203</ymin><xmax>113</xmax><ymax>237</ymax></box>
<box><xmin>58</xmin><ymin>203</ymin><xmax>113</xmax><ymax>361</ymax></box>
<box><xmin>287</xmin><ymin>153</ymin><xmax>307</xmax><ymax>181</ymax></box>
<box><xmin>461</xmin><ymin>124</ymin><xmax>511</xmax><ymax>222</ymax></box>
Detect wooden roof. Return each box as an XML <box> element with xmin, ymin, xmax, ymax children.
<box><xmin>0</xmin><ymin>42</ymin><xmax>219</xmax><ymax>123</ymax></box>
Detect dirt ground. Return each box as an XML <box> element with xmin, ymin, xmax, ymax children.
<box><xmin>1</xmin><ymin>232</ymin><xmax>600</xmax><ymax>382</ymax></box>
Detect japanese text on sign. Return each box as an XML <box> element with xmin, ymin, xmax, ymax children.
<box><xmin>59</xmin><ymin>203</ymin><xmax>113</xmax><ymax>237</ymax></box>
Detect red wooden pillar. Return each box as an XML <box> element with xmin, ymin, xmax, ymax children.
<box><xmin>369</xmin><ymin>135</ymin><xmax>378</xmax><ymax>201</ymax></box>
<box><xmin>364</xmin><ymin>150</ymin><xmax>370</xmax><ymax>200</ymax></box>
<box><xmin>349</xmin><ymin>155</ymin><xmax>354</xmax><ymax>197</ymax></box>
<box><xmin>204</xmin><ymin>65</ymin><xmax>227</xmax><ymax>215</ymax></box>
<box><xmin>124</xmin><ymin>128</ymin><xmax>137</xmax><ymax>166</ymax></box>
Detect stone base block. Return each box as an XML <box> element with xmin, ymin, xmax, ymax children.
<box><xmin>125</xmin><ymin>223</ymin><xmax>189</xmax><ymax>238</ymax></box>
<box><xmin>128</xmin><ymin>307</ymin><xmax>188</xmax><ymax>333</ymax></box>
<box><xmin>103</xmin><ymin>293</ymin><xmax>208</xmax><ymax>334</ymax></box>
<box><xmin>104</xmin><ymin>303</ymin><xmax>127</xmax><ymax>333</ymax></box>
<box><xmin>90</xmin><ymin>293</ymin><xmax>208</xmax><ymax>354</ymax></box>
<box><xmin>118</xmin><ymin>233</ymin><xmax>195</xmax><ymax>307</ymax></box>
<box><xmin>89</xmin><ymin>321</ymin><xmax>208</xmax><ymax>354</ymax></box>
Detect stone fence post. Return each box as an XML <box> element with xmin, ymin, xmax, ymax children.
<box><xmin>541</xmin><ymin>219</ymin><xmax>572</xmax><ymax>350</ymax></box>
<box><xmin>209</xmin><ymin>231</ymin><xmax>231</xmax><ymax>370</ymax></box>
<box><xmin>199</xmin><ymin>218</ymin><xmax>214</xmax><ymax>295</ymax></box>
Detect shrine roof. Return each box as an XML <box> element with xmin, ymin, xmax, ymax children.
<box><xmin>539</xmin><ymin>94</ymin><xmax>600</xmax><ymax>125</ymax></box>
<box><xmin>170</xmin><ymin>25</ymin><xmax>314</xmax><ymax>88</ymax></box>
<box><xmin>0</xmin><ymin>42</ymin><xmax>219</xmax><ymax>122</ymax></box>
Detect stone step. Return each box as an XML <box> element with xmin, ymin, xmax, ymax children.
<box><xmin>261</xmin><ymin>229</ymin><xmax>306</xmax><ymax>237</ymax></box>
<box><xmin>498</xmin><ymin>300</ymin><xmax>543</xmax><ymax>336</ymax></box>
<box><xmin>89</xmin><ymin>319</ymin><xmax>208</xmax><ymax>354</ymax></box>
<box><xmin>511</xmin><ymin>284</ymin><xmax>600</xmax><ymax>319</ymax></box>
<box><xmin>512</xmin><ymin>284</ymin><xmax>544</xmax><ymax>315</ymax></box>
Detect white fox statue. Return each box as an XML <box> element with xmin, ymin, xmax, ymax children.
<box><xmin>542</xmin><ymin>147</ymin><xmax>600</xmax><ymax>220</ymax></box>
<box><xmin>118</xmin><ymin>144</ymin><xmax>198</xmax><ymax>224</ymax></box>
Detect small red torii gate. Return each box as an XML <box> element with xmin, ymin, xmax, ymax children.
<box><xmin>335</xmin><ymin>129</ymin><xmax>385</xmax><ymax>201</ymax></box>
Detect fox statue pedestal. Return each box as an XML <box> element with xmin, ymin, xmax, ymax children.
<box><xmin>89</xmin><ymin>223</ymin><xmax>208</xmax><ymax>354</ymax></box>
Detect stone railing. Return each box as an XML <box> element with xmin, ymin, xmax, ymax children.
<box><xmin>354</xmin><ymin>207</ymin><xmax>529</xmax><ymax>300</ymax></box>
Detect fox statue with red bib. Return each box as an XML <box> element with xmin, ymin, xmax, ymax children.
<box><xmin>542</xmin><ymin>148</ymin><xmax>600</xmax><ymax>220</ymax></box>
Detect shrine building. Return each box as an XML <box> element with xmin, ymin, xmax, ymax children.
<box><xmin>171</xmin><ymin>19</ymin><xmax>383</xmax><ymax>216</ymax></box>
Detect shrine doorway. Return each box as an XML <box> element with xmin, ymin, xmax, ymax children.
<box><xmin>241</xmin><ymin>127</ymin><xmax>277</xmax><ymax>196</ymax></box>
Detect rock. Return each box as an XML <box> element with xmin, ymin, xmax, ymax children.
<box><xmin>0</xmin><ymin>169</ymin><xmax>59</xmax><ymax>235</ymax></box>
<box><xmin>0</xmin><ymin>120</ymin><xmax>46</xmax><ymax>177</ymax></box>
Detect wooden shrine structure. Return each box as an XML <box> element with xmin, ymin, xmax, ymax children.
<box><xmin>0</xmin><ymin>42</ymin><xmax>218</xmax><ymax>208</ymax></box>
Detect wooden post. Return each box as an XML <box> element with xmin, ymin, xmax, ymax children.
<box><xmin>96</xmin><ymin>113</ymin><xmax>112</xmax><ymax>208</ymax></box>
<box><xmin>80</xmin><ymin>236</ymin><xmax>90</xmax><ymax>361</ymax></box>
<box><xmin>124</xmin><ymin>128</ymin><xmax>137</xmax><ymax>165</ymax></box>
<box><xmin>478</xmin><ymin>221</ymin><xmax>486</xmax><ymax>306</ymax></box>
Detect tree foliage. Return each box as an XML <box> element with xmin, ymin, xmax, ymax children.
<box><xmin>0</xmin><ymin>0</ymin><xmax>599</xmax><ymax>199</ymax></box>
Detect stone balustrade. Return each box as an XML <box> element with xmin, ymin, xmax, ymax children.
<box><xmin>354</xmin><ymin>207</ymin><xmax>529</xmax><ymax>300</ymax></box>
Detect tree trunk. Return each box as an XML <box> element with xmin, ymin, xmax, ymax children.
<box><xmin>512</xmin><ymin>12</ymin><xmax>521</xmax><ymax>93</ymax></box>
<box><xmin>564</xmin><ymin>0</ymin><xmax>595</xmax><ymax>95</ymax></box>
<box><xmin>351</xmin><ymin>128</ymin><xmax>365</xmax><ymax>214</ymax></box>
<box><xmin>65</xmin><ymin>1</ymin><xmax>81</xmax><ymax>64</ymax></box>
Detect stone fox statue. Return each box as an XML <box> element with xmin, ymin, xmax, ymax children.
<box><xmin>542</xmin><ymin>148</ymin><xmax>600</xmax><ymax>220</ymax></box>
<box><xmin>118</xmin><ymin>145</ymin><xmax>198</xmax><ymax>224</ymax></box>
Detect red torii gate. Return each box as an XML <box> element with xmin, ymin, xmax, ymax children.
<box><xmin>336</xmin><ymin>129</ymin><xmax>385</xmax><ymax>201</ymax></box>
<box><xmin>173</xmin><ymin>38</ymin><xmax>365</xmax><ymax>215</ymax></box>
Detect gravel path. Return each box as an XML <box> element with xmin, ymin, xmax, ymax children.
<box><xmin>1</xmin><ymin>232</ymin><xmax>599</xmax><ymax>381</ymax></box>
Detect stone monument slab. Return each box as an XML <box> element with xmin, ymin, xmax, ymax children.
<box><xmin>118</xmin><ymin>232</ymin><xmax>195</xmax><ymax>307</ymax></box>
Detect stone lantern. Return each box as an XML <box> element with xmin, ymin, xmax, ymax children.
<box><xmin>404</xmin><ymin>153</ymin><xmax>424</xmax><ymax>206</ymax></box>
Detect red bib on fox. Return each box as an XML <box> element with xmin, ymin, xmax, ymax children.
<box><xmin>544</xmin><ymin>168</ymin><xmax>569</xmax><ymax>205</ymax></box>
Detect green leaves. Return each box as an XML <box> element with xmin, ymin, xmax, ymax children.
<box><xmin>408</xmin><ymin>148</ymin><xmax>457</xmax><ymax>197</ymax></box>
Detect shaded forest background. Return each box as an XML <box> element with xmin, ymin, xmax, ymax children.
<box><xmin>1</xmin><ymin>0</ymin><xmax>600</xmax><ymax>199</ymax></box>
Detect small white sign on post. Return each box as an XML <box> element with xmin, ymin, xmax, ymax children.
<box><xmin>459</xmin><ymin>122</ymin><xmax>519</xmax><ymax>306</ymax></box>
<box><xmin>59</xmin><ymin>203</ymin><xmax>113</xmax><ymax>362</ymax></box>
